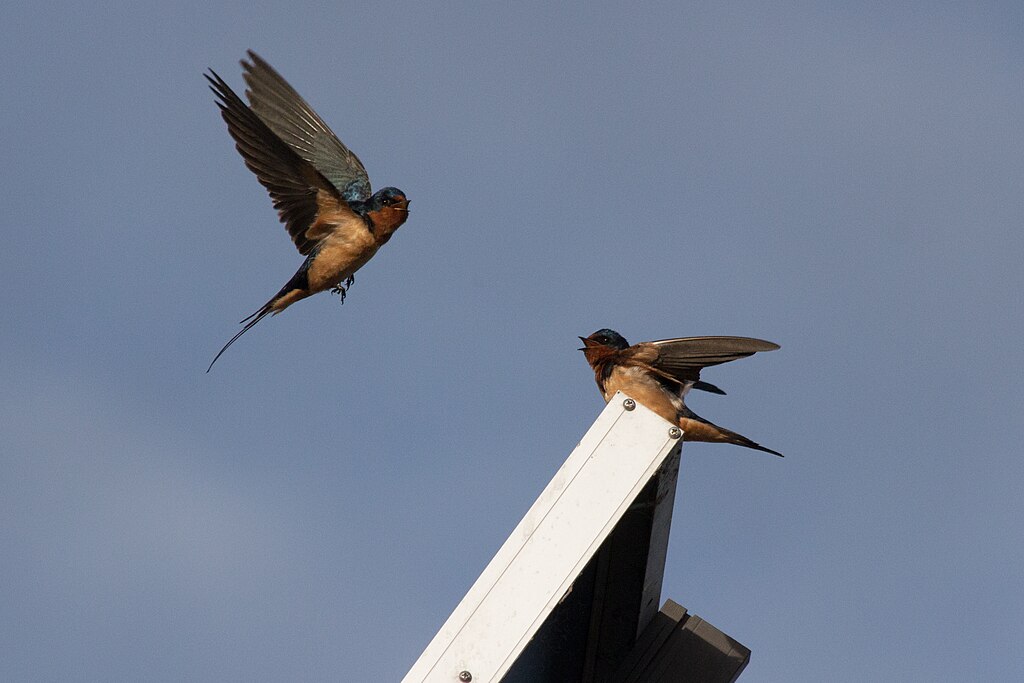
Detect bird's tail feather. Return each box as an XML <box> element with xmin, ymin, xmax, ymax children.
<box><xmin>720</xmin><ymin>430</ymin><xmax>784</xmax><ymax>457</ymax></box>
<box><xmin>680</xmin><ymin>407</ymin><xmax>783</xmax><ymax>457</ymax></box>
<box><xmin>692</xmin><ymin>380</ymin><xmax>726</xmax><ymax>395</ymax></box>
<box><xmin>207</xmin><ymin>302</ymin><xmax>273</xmax><ymax>372</ymax></box>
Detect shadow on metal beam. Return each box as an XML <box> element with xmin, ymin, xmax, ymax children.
<box><xmin>503</xmin><ymin>449</ymin><xmax>683</xmax><ymax>682</ymax></box>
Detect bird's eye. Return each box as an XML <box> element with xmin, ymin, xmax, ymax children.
<box><xmin>381</xmin><ymin>197</ymin><xmax>393</xmax><ymax>206</ymax></box>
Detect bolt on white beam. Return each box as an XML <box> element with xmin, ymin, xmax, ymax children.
<box><xmin>403</xmin><ymin>392</ymin><xmax>682</xmax><ymax>683</ymax></box>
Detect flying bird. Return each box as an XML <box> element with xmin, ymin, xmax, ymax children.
<box><xmin>579</xmin><ymin>329</ymin><xmax>783</xmax><ymax>457</ymax></box>
<box><xmin>205</xmin><ymin>51</ymin><xmax>410</xmax><ymax>371</ymax></box>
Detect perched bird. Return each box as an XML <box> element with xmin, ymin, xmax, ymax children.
<box><xmin>205</xmin><ymin>51</ymin><xmax>410</xmax><ymax>371</ymax></box>
<box><xmin>579</xmin><ymin>329</ymin><xmax>783</xmax><ymax>457</ymax></box>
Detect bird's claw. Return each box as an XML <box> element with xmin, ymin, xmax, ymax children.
<box><xmin>330</xmin><ymin>276</ymin><xmax>356</xmax><ymax>304</ymax></box>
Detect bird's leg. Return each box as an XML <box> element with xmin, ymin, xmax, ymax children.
<box><xmin>330</xmin><ymin>275</ymin><xmax>356</xmax><ymax>304</ymax></box>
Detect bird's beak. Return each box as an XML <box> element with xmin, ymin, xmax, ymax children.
<box><xmin>578</xmin><ymin>336</ymin><xmax>591</xmax><ymax>351</ymax></box>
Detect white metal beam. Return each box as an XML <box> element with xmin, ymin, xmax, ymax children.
<box><xmin>403</xmin><ymin>393</ymin><xmax>681</xmax><ymax>683</ymax></box>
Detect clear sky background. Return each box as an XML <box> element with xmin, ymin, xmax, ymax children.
<box><xmin>2</xmin><ymin>2</ymin><xmax>1022</xmax><ymax>681</ymax></box>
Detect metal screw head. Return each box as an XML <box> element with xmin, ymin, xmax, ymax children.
<box><xmin>458</xmin><ymin>672</ymin><xmax>473</xmax><ymax>682</ymax></box>
<box><xmin>623</xmin><ymin>398</ymin><xmax>636</xmax><ymax>411</ymax></box>
<box><xmin>668</xmin><ymin>427</ymin><xmax>682</xmax><ymax>439</ymax></box>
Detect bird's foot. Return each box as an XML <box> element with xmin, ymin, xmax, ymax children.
<box><xmin>330</xmin><ymin>276</ymin><xmax>356</xmax><ymax>304</ymax></box>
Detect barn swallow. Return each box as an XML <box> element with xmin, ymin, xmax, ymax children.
<box><xmin>204</xmin><ymin>51</ymin><xmax>410</xmax><ymax>371</ymax></box>
<box><xmin>579</xmin><ymin>329</ymin><xmax>783</xmax><ymax>457</ymax></box>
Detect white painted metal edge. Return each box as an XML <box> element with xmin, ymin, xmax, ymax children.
<box><xmin>402</xmin><ymin>392</ymin><xmax>680</xmax><ymax>683</ymax></box>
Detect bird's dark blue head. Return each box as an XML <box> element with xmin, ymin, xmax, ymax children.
<box><xmin>581</xmin><ymin>328</ymin><xmax>629</xmax><ymax>350</ymax></box>
<box><xmin>368</xmin><ymin>186</ymin><xmax>409</xmax><ymax>211</ymax></box>
<box><xmin>358</xmin><ymin>187</ymin><xmax>410</xmax><ymax>240</ymax></box>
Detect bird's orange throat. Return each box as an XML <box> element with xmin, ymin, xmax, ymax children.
<box><xmin>581</xmin><ymin>344</ymin><xmax>619</xmax><ymax>368</ymax></box>
<box><xmin>367</xmin><ymin>205</ymin><xmax>409</xmax><ymax>244</ymax></box>
<box><xmin>580</xmin><ymin>346</ymin><xmax>621</xmax><ymax>399</ymax></box>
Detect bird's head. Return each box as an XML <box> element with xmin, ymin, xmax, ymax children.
<box><xmin>371</xmin><ymin>187</ymin><xmax>409</xmax><ymax>211</ymax></box>
<box><xmin>579</xmin><ymin>328</ymin><xmax>629</xmax><ymax>351</ymax></box>
<box><xmin>365</xmin><ymin>187</ymin><xmax>410</xmax><ymax>239</ymax></box>
<box><xmin>578</xmin><ymin>329</ymin><xmax>629</xmax><ymax>367</ymax></box>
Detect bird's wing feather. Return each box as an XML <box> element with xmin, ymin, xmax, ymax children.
<box><xmin>207</xmin><ymin>70</ymin><xmax>360</xmax><ymax>255</ymax></box>
<box><xmin>646</xmin><ymin>336</ymin><xmax>779</xmax><ymax>382</ymax></box>
<box><xmin>241</xmin><ymin>51</ymin><xmax>371</xmax><ymax>202</ymax></box>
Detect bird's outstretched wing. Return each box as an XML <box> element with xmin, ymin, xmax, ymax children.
<box><xmin>206</xmin><ymin>70</ymin><xmax>361</xmax><ymax>255</ymax></box>
<box><xmin>241</xmin><ymin>51</ymin><xmax>371</xmax><ymax>203</ymax></box>
<box><xmin>645</xmin><ymin>336</ymin><xmax>780</xmax><ymax>384</ymax></box>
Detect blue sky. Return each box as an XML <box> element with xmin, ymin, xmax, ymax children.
<box><xmin>3</xmin><ymin>2</ymin><xmax>1023</xmax><ymax>681</ymax></box>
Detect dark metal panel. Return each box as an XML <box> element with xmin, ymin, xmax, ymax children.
<box><xmin>613</xmin><ymin>603</ymin><xmax>688</xmax><ymax>683</ymax></box>
<box><xmin>612</xmin><ymin>600</ymin><xmax>750</xmax><ymax>683</ymax></box>
<box><xmin>582</xmin><ymin>447</ymin><xmax>681</xmax><ymax>682</ymax></box>
<box><xmin>500</xmin><ymin>448</ymin><xmax>682</xmax><ymax>683</ymax></box>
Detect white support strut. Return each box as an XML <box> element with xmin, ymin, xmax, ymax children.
<box><xmin>403</xmin><ymin>392</ymin><xmax>681</xmax><ymax>683</ymax></box>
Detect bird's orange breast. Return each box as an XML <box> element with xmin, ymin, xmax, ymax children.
<box><xmin>306</xmin><ymin>232</ymin><xmax>378</xmax><ymax>292</ymax></box>
<box><xmin>602</xmin><ymin>365</ymin><xmax>681</xmax><ymax>425</ymax></box>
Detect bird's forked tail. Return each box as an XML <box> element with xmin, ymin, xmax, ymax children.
<box><xmin>206</xmin><ymin>302</ymin><xmax>274</xmax><ymax>372</ymax></box>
